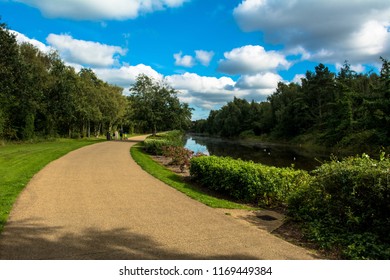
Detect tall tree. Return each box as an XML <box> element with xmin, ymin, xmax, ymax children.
<box><xmin>129</xmin><ymin>74</ymin><xmax>192</xmax><ymax>135</ymax></box>
<box><xmin>0</xmin><ymin>22</ymin><xmax>21</xmax><ymax>138</ymax></box>
<box><xmin>302</xmin><ymin>63</ymin><xmax>336</xmax><ymax>130</ymax></box>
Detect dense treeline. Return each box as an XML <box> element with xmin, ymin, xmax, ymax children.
<box><xmin>1</xmin><ymin>21</ymin><xmax>192</xmax><ymax>140</ymax></box>
<box><xmin>0</xmin><ymin>22</ymin><xmax>127</xmax><ymax>140</ymax></box>
<box><xmin>193</xmin><ymin>60</ymin><xmax>390</xmax><ymax>151</ymax></box>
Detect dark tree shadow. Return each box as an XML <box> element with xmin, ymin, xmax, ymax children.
<box><xmin>0</xmin><ymin>219</ymin><xmax>259</xmax><ymax>260</ymax></box>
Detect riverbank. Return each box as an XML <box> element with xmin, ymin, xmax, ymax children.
<box><xmin>141</xmin><ymin>132</ymin><xmax>390</xmax><ymax>259</ymax></box>
<box><xmin>237</xmin><ymin>130</ymin><xmax>390</xmax><ymax>158</ymax></box>
<box><xmin>132</xmin><ymin>142</ymin><xmax>326</xmax><ymax>258</ymax></box>
<box><xmin>1</xmin><ymin>136</ymin><xmax>318</xmax><ymax>260</ymax></box>
<box><xmin>186</xmin><ymin>132</ymin><xmax>389</xmax><ymax>171</ymax></box>
<box><xmin>185</xmin><ymin>133</ymin><xmax>329</xmax><ymax>171</ymax></box>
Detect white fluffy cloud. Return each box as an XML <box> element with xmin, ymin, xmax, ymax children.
<box><xmin>165</xmin><ymin>71</ymin><xmax>277</xmax><ymax>110</ymax></box>
<box><xmin>347</xmin><ymin>20</ymin><xmax>390</xmax><ymax>57</ymax></box>
<box><xmin>94</xmin><ymin>64</ymin><xmax>163</xmax><ymax>88</ymax></box>
<box><xmin>11</xmin><ymin>30</ymin><xmax>53</xmax><ymax>53</ymax></box>
<box><xmin>233</xmin><ymin>0</ymin><xmax>390</xmax><ymax>64</ymax></box>
<box><xmin>236</xmin><ymin>72</ymin><xmax>282</xmax><ymax>90</ymax></box>
<box><xmin>166</xmin><ymin>73</ymin><xmax>237</xmax><ymax>109</ymax></box>
<box><xmin>46</xmin><ymin>34</ymin><xmax>127</xmax><ymax>67</ymax></box>
<box><xmin>174</xmin><ymin>50</ymin><xmax>215</xmax><ymax>67</ymax></box>
<box><xmin>195</xmin><ymin>50</ymin><xmax>214</xmax><ymax>66</ymax></box>
<box><xmin>173</xmin><ymin>51</ymin><xmax>196</xmax><ymax>67</ymax></box>
<box><xmin>15</xmin><ymin>0</ymin><xmax>188</xmax><ymax>20</ymax></box>
<box><xmin>218</xmin><ymin>45</ymin><xmax>290</xmax><ymax>75</ymax></box>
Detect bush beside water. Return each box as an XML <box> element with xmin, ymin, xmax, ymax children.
<box><xmin>288</xmin><ymin>153</ymin><xmax>390</xmax><ymax>259</ymax></box>
<box><xmin>190</xmin><ymin>155</ymin><xmax>310</xmax><ymax>207</ymax></box>
<box><xmin>142</xmin><ymin>132</ymin><xmax>390</xmax><ymax>259</ymax></box>
<box><xmin>189</xmin><ymin>153</ymin><xmax>390</xmax><ymax>259</ymax></box>
<box><xmin>143</xmin><ymin>130</ymin><xmax>184</xmax><ymax>155</ymax></box>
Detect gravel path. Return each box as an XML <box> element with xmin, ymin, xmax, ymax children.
<box><xmin>0</xmin><ymin>136</ymin><xmax>318</xmax><ymax>259</ymax></box>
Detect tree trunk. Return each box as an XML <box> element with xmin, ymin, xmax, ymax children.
<box><xmin>153</xmin><ymin>123</ymin><xmax>157</xmax><ymax>136</ymax></box>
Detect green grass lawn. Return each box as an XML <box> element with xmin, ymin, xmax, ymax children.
<box><xmin>130</xmin><ymin>143</ymin><xmax>255</xmax><ymax>210</ymax></box>
<box><xmin>0</xmin><ymin>138</ymin><xmax>103</xmax><ymax>232</ymax></box>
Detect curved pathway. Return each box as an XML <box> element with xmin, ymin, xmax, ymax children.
<box><xmin>0</xmin><ymin>136</ymin><xmax>318</xmax><ymax>259</ymax></box>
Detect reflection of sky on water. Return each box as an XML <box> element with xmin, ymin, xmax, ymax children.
<box><xmin>184</xmin><ymin>138</ymin><xmax>210</xmax><ymax>155</ymax></box>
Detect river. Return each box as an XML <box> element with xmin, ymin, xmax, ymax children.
<box><xmin>184</xmin><ymin>134</ymin><xmax>332</xmax><ymax>171</ymax></box>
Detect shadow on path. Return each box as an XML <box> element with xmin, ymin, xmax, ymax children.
<box><xmin>0</xmin><ymin>219</ymin><xmax>258</xmax><ymax>260</ymax></box>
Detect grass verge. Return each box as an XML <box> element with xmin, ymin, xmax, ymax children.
<box><xmin>130</xmin><ymin>142</ymin><xmax>255</xmax><ymax>210</ymax></box>
<box><xmin>0</xmin><ymin>138</ymin><xmax>104</xmax><ymax>232</ymax></box>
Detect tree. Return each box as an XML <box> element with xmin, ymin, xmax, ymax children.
<box><xmin>16</xmin><ymin>43</ymin><xmax>51</xmax><ymax>139</ymax></box>
<box><xmin>302</xmin><ymin>63</ymin><xmax>336</xmax><ymax>130</ymax></box>
<box><xmin>268</xmin><ymin>82</ymin><xmax>311</xmax><ymax>138</ymax></box>
<box><xmin>129</xmin><ymin>74</ymin><xmax>192</xmax><ymax>134</ymax></box>
<box><xmin>0</xmin><ymin>19</ymin><xmax>128</xmax><ymax>140</ymax></box>
<box><xmin>45</xmin><ymin>54</ymin><xmax>78</xmax><ymax>137</ymax></box>
<box><xmin>0</xmin><ymin>21</ymin><xmax>21</xmax><ymax>138</ymax></box>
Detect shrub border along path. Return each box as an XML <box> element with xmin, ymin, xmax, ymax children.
<box><xmin>0</xmin><ymin>135</ymin><xmax>317</xmax><ymax>259</ymax></box>
<box><xmin>130</xmin><ymin>143</ymin><xmax>254</xmax><ymax>210</ymax></box>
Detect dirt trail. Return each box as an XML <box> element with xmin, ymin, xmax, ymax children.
<box><xmin>0</xmin><ymin>136</ymin><xmax>318</xmax><ymax>259</ymax></box>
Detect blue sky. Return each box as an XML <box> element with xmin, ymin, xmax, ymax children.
<box><xmin>1</xmin><ymin>0</ymin><xmax>390</xmax><ymax>120</ymax></box>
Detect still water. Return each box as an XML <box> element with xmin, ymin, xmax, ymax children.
<box><xmin>184</xmin><ymin>134</ymin><xmax>331</xmax><ymax>171</ymax></box>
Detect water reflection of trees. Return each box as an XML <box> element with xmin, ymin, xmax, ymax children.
<box><xmin>187</xmin><ymin>136</ymin><xmax>328</xmax><ymax>171</ymax></box>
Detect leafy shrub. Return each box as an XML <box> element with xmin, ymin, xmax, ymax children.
<box><xmin>239</xmin><ymin>129</ymin><xmax>256</xmax><ymax>138</ymax></box>
<box><xmin>288</xmin><ymin>153</ymin><xmax>390</xmax><ymax>259</ymax></box>
<box><xmin>162</xmin><ymin>146</ymin><xmax>193</xmax><ymax>172</ymax></box>
<box><xmin>190</xmin><ymin>155</ymin><xmax>310</xmax><ymax>207</ymax></box>
<box><xmin>161</xmin><ymin>130</ymin><xmax>185</xmax><ymax>144</ymax></box>
<box><xmin>337</xmin><ymin>129</ymin><xmax>386</xmax><ymax>152</ymax></box>
<box><xmin>143</xmin><ymin>138</ymin><xmax>172</xmax><ymax>155</ymax></box>
<box><xmin>143</xmin><ymin>130</ymin><xmax>184</xmax><ymax>155</ymax></box>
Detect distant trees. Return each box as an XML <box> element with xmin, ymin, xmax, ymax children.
<box><xmin>196</xmin><ymin>60</ymin><xmax>390</xmax><ymax>151</ymax></box>
<box><xmin>129</xmin><ymin>74</ymin><xmax>192</xmax><ymax>135</ymax></box>
<box><xmin>0</xmin><ymin>21</ymin><xmax>191</xmax><ymax>140</ymax></box>
<box><xmin>0</xmin><ymin>22</ymin><xmax>128</xmax><ymax>140</ymax></box>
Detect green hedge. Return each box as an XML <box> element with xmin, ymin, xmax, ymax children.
<box><xmin>143</xmin><ymin>138</ymin><xmax>173</xmax><ymax>155</ymax></box>
<box><xmin>189</xmin><ymin>153</ymin><xmax>390</xmax><ymax>259</ymax></box>
<box><xmin>190</xmin><ymin>155</ymin><xmax>311</xmax><ymax>207</ymax></box>
<box><xmin>143</xmin><ymin>130</ymin><xmax>184</xmax><ymax>155</ymax></box>
<box><xmin>288</xmin><ymin>153</ymin><xmax>390</xmax><ymax>259</ymax></box>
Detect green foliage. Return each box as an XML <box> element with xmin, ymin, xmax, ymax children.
<box><xmin>0</xmin><ymin>20</ymin><xmax>128</xmax><ymax>140</ymax></box>
<box><xmin>131</xmin><ymin>143</ymin><xmax>253</xmax><ymax>210</ymax></box>
<box><xmin>197</xmin><ymin>60</ymin><xmax>390</xmax><ymax>152</ymax></box>
<box><xmin>159</xmin><ymin>130</ymin><xmax>185</xmax><ymax>144</ymax></box>
<box><xmin>143</xmin><ymin>138</ymin><xmax>174</xmax><ymax>155</ymax></box>
<box><xmin>190</xmin><ymin>155</ymin><xmax>310</xmax><ymax>207</ymax></box>
<box><xmin>142</xmin><ymin>130</ymin><xmax>184</xmax><ymax>155</ymax></box>
<box><xmin>288</xmin><ymin>153</ymin><xmax>390</xmax><ymax>259</ymax></box>
<box><xmin>199</xmin><ymin>98</ymin><xmax>274</xmax><ymax>138</ymax></box>
<box><xmin>189</xmin><ymin>152</ymin><xmax>390</xmax><ymax>258</ymax></box>
<box><xmin>162</xmin><ymin>145</ymin><xmax>193</xmax><ymax>172</ymax></box>
<box><xmin>129</xmin><ymin>74</ymin><xmax>192</xmax><ymax>135</ymax></box>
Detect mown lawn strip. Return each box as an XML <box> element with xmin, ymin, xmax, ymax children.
<box><xmin>130</xmin><ymin>143</ymin><xmax>255</xmax><ymax>210</ymax></box>
<box><xmin>0</xmin><ymin>138</ymin><xmax>104</xmax><ymax>232</ymax></box>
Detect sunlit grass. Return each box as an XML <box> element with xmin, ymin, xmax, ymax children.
<box><xmin>130</xmin><ymin>142</ymin><xmax>255</xmax><ymax>210</ymax></box>
<box><xmin>0</xmin><ymin>138</ymin><xmax>104</xmax><ymax>232</ymax></box>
